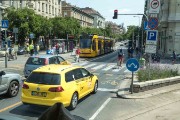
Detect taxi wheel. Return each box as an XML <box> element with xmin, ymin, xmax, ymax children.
<box><xmin>69</xmin><ymin>92</ymin><xmax>78</xmax><ymax>110</ymax></box>
<box><xmin>7</xmin><ymin>81</ymin><xmax>19</xmax><ymax>97</ymax></box>
<box><xmin>92</xmin><ymin>81</ymin><xmax>98</xmax><ymax>94</ymax></box>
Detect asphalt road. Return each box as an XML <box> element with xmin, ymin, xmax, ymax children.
<box><xmin>0</xmin><ymin>45</ymin><xmax>128</xmax><ymax>120</ymax></box>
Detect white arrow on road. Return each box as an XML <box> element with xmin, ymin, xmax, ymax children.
<box><xmin>128</xmin><ymin>63</ymin><xmax>137</xmax><ymax>68</ymax></box>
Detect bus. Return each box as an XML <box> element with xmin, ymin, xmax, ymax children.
<box><xmin>79</xmin><ymin>34</ymin><xmax>115</xmax><ymax>57</ymax></box>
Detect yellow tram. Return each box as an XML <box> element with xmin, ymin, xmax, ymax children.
<box><xmin>79</xmin><ymin>34</ymin><xmax>115</xmax><ymax>57</ymax></box>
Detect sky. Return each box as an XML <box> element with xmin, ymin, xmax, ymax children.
<box><xmin>65</xmin><ymin>0</ymin><xmax>145</xmax><ymax>29</ymax></box>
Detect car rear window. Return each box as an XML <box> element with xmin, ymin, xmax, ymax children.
<box><xmin>26</xmin><ymin>72</ymin><xmax>61</xmax><ymax>85</ymax></box>
<box><xmin>26</xmin><ymin>57</ymin><xmax>46</xmax><ymax>65</ymax></box>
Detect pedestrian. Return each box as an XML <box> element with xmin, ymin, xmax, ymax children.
<box><xmin>25</xmin><ymin>45</ymin><xmax>30</xmax><ymax>57</ymax></box>
<box><xmin>36</xmin><ymin>44</ymin><xmax>39</xmax><ymax>55</ymax></box>
<box><xmin>29</xmin><ymin>43</ymin><xmax>34</xmax><ymax>56</ymax></box>
<box><xmin>117</xmin><ymin>48</ymin><xmax>124</xmax><ymax>68</ymax></box>
<box><xmin>7</xmin><ymin>46</ymin><xmax>13</xmax><ymax>61</ymax></box>
<box><xmin>55</xmin><ymin>43</ymin><xmax>59</xmax><ymax>55</ymax></box>
<box><xmin>172</xmin><ymin>50</ymin><xmax>176</xmax><ymax>64</ymax></box>
<box><xmin>75</xmin><ymin>47</ymin><xmax>80</xmax><ymax>62</ymax></box>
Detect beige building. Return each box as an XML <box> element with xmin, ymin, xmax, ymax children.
<box><xmin>145</xmin><ymin>0</ymin><xmax>180</xmax><ymax>56</ymax></box>
<box><xmin>62</xmin><ymin>1</ymin><xmax>94</xmax><ymax>27</ymax></box>
<box><xmin>81</xmin><ymin>7</ymin><xmax>105</xmax><ymax>29</ymax></box>
<box><xmin>0</xmin><ymin>0</ymin><xmax>62</xmax><ymax>21</ymax></box>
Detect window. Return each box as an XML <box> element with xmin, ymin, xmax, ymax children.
<box><xmin>73</xmin><ymin>69</ymin><xmax>83</xmax><ymax>80</ymax></box>
<box><xmin>26</xmin><ymin>57</ymin><xmax>45</xmax><ymax>65</ymax></box>
<box><xmin>49</xmin><ymin>57</ymin><xmax>58</xmax><ymax>64</ymax></box>
<box><xmin>65</xmin><ymin>71</ymin><xmax>74</xmax><ymax>82</ymax></box>
<box><xmin>80</xmin><ymin>68</ymin><xmax>90</xmax><ymax>77</ymax></box>
<box><xmin>57</xmin><ymin>56</ymin><xmax>65</xmax><ymax>63</ymax></box>
<box><xmin>26</xmin><ymin>72</ymin><xmax>60</xmax><ymax>85</ymax></box>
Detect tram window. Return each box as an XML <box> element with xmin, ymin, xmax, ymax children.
<box><xmin>92</xmin><ymin>40</ymin><xmax>96</xmax><ymax>50</ymax></box>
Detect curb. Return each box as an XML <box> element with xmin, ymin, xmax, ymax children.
<box><xmin>116</xmin><ymin>83</ymin><xmax>180</xmax><ymax>99</ymax></box>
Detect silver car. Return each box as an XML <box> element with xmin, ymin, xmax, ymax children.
<box><xmin>23</xmin><ymin>55</ymin><xmax>70</xmax><ymax>78</ymax></box>
<box><xmin>0</xmin><ymin>71</ymin><xmax>21</xmax><ymax>97</ymax></box>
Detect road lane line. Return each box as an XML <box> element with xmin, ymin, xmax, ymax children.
<box><xmin>89</xmin><ymin>98</ymin><xmax>111</xmax><ymax>120</ymax></box>
<box><xmin>0</xmin><ymin>102</ymin><xmax>22</xmax><ymax>113</ymax></box>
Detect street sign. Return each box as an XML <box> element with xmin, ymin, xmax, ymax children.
<box><xmin>126</xmin><ymin>58</ymin><xmax>139</xmax><ymax>72</ymax></box>
<box><xmin>145</xmin><ymin>44</ymin><xmax>157</xmax><ymax>53</ymax></box>
<box><xmin>149</xmin><ymin>0</ymin><xmax>160</xmax><ymax>13</ymax></box>
<box><xmin>1</xmin><ymin>20</ymin><xmax>9</xmax><ymax>28</ymax></box>
<box><xmin>13</xmin><ymin>28</ymin><xmax>18</xmax><ymax>33</ymax></box>
<box><xmin>144</xmin><ymin>21</ymin><xmax>150</xmax><ymax>30</ymax></box>
<box><xmin>148</xmin><ymin>17</ymin><xmax>158</xmax><ymax>30</ymax></box>
<box><xmin>146</xmin><ymin>30</ymin><xmax>158</xmax><ymax>45</ymax></box>
<box><xmin>29</xmin><ymin>33</ymin><xmax>34</xmax><ymax>39</ymax></box>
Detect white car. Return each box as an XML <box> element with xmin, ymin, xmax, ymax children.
<box><xmin>0</xmin><ymin>71</ymin><xmax>21</xmax><ymax>97</ymax></box>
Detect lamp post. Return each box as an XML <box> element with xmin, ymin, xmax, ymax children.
<box><xmin>133</xmin><ymin>16</ymin><xmax>140</xmax><ymax>49</ymax></box>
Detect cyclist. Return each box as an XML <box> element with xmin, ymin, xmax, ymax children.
<box><xmin>117</xmin><ymin>49</ymin><xmax>124</xmax><ymax>68</ymax></box>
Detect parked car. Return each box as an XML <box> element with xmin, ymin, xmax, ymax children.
<box><xmin>23</xmin><ymin>55</ymin><xmax>71</xmax><ymax>78</ymax></box>
<box><xmin>21</xmin><ymin>65</ymin><xmax>98</xmax><ymax>109</ymax></box>
<box><xmin>0</xmin><ymin>71</ymin><xmax>21</xmax><ymax>97</ymax></box>
<box><xmin>170</xmin><ymin>54</ymin><xmax>180</xmax><ymax>60</ymax></box>
<box><xmin>17</xmin><ymin>46</ymin><xmax>26</xmax><ymax>55</ymax></box>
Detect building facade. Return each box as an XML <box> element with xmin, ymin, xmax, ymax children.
<box><xmin>145</xmin><ymin>0</ymin><xmax>180</xmax><ymax>56</ymax></box>
<box><xmin>62</xmin><ymin>1</ymin><xmax>94</xmax><ymax>28</ymax></box>
<box><xmin>158</xmin><ymin>0</ymin><xmax>180</xmax><ymax>56</ymax></box>
<box><xmin>81</xmin><ymin>7</ymin><xmax>105</xmax><ymax>29</ymax></box>
<box><xmin>0</xmin><ymin>0</ymin><xmax>62</xmax><ymax>22</ymax></box>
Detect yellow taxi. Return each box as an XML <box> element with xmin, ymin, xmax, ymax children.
<box><xmin>21</xmin><ymin>64</ymin><xmax>98</xmax><ymax>109</ymax></box>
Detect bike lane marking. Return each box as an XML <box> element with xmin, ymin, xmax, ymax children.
<box><xmin>89</xmin><ymin>98</ymin><xmax>111</xmax><ymax>120</ymax></box>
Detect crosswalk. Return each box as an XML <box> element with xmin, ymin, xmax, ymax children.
<box><xmin>72</xmin><ymin>62</ymin><xmax>131</xmax><ymax>74</ymax></box>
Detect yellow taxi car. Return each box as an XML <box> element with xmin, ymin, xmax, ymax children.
<box><xmin>21</xmin><ymin>64</ymin><xmax>98</xmax><ymax>109</ymax></box>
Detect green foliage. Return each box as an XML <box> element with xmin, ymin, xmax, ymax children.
<box><xmin>137</xmin><ymin>66</ymin><xmax>179</xmax><ymax>82</ymax></box>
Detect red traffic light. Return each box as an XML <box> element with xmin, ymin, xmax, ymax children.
<box><xmin>113</xmin><ymin>9</ymin><xmax>118</xmax><ymax>19</ymax></box>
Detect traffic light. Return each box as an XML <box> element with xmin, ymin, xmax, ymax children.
<box><xmin>113</xmin><ymin>10</ymin><xmax>118</xmax><ymax>19</ymax></box>
<box><xmin>1</xmin><ymin>30</ymin><xmax>5</xmax><ymax>41</ymax></box>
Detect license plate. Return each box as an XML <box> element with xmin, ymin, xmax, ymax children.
<box><xmin>31</xmin><ymin>91</ymin><xmax>47</xmax><ymax>97</ymax></box>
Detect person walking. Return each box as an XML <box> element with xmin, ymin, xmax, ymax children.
<box><xmin>172</xmin><ymin>50</ymin><xmax>176</xmax><ymax>64</ymax></box>
<box><xmin>29</xmin><ymin>43</ymin><xmax>34</xmax><ymax>56</ymax></box>
<box><xmin>75</xmin><ymin>47</ymin><xmax>80</xmax><ymax>62</ymax></box>
<box><xmin>117</xmin><ymin>48</ymin><xmax>124</xmax><ymax>68</ymax></box>
<box><xmin>25</xmin><ymin>45</ymin><xmax>30</xmax><ymax>57</ymax></box>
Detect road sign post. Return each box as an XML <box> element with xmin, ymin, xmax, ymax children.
<box><xmin>126</xmin><ymin>58</ymin><xmax>139</xmax><ymax>94</ymax></box>
<box><xmin>1</xmin><ymin>20</ymin><xmax>9</xmax><ymax>68</ymax></box>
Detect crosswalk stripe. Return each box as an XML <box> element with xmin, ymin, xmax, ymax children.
<box><xmin>102</xmin><ymin>65</ymin><xmax>115</xmax><ymax>71</ymax></box>
<box><xmin>91</xmin><ymin>64</ymin><xmax>106</xmax><ymax>70</ymax></box>
<box><xmin>84</xmin><ymin>63</ymin><xmax>96</xmax><ymax>68</ymax></box>
<box><xmin>112</xmin><ymin>66</ymin><xmax>125</xmax><ymax>72</ymax></box>
<box><xmin>79</xmin><ymin>62</ymin><xmax>89</xmax><ymax>66</ymax></box>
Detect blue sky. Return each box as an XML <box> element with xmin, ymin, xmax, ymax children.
<box><xmin>65</xmin><ymin>0</ymin><xmax>145</xmax><ymax>29</ymax></box>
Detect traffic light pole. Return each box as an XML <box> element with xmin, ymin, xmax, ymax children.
<box><xmin>5</xmin><ymin>30</ymin><xmax>7</xmax><ymax>68</ymax></box>
<box><xmin>118</xmin><ymin>14</ymin><xmax>149</xmax><ymax>21</ymax></box>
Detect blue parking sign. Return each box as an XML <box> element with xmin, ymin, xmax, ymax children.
<box><xmin>146</xmin><ymin>30</ymin><xmax>158</xmax><ymax>45</ymax></box>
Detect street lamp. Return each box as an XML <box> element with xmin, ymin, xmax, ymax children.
<box><xmin>133</xmin><ymin>16</ymin><xmax>140</xmax><ymax>49</ymax></box>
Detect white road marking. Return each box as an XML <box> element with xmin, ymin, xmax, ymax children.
<box><xmin>124</xmin><ymin>69</ymin><xmax>130</xmax><ymax>73</ymax></box>
<box><xmin>102</xmin><ymin>65</ymin><xmax>115</xmax><ymax>71</ymax></box>
<box><xmin>79</xmin><ymin>62</ymin><xmax>89</xmax><ymax>66</ymax></box>
<box><xmin>112</xmin><ymin>66</ymin><xmax>124</xmax><ymax>72</ymax></box>
<box><xmin>89</xmin><ymin>98</ymin><xmax>111</xmax><ymax>120</ymax></box>
<box><xmin>91</xmin><ymin>64</ymin><xmax>106</xmax><ymax>70</ymax></box>
<box><xmin>97</xmin><ymin>88</ymin><xmax>118</xmax><ymax>92</ymax></box>
<box><xmin>84</xmin><ymin>63</ymin><xmax>96</xmax><ymax>68</ymax></box>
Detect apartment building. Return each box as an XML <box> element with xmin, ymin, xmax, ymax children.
<box><xmin>145</xmin><ymin>0</ymin><xmax>180</xmax><ymax>56</ymax></box>
<box><xmin>81</xmin><ymin>7</ymin><xmax>105</xmax><ymax>29</ymax></box>
<box><xmin>105</xmin><ymin>21</ymin><xmax>124</xmax><ymax>35</ymax></box>
<box><xmin>157</xmin><ymin>0</ymin><xmax>180</xmax><ymax>55</ymax></box>
<box><xmin>0</xmin><ymin>0</ymin><xmax>62</xmax><ymax>21</ymax></box>
<box><xmin>62</xmin><ymin>1</ymin><xmax>94</xmax><ymax>27</ymax></box>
